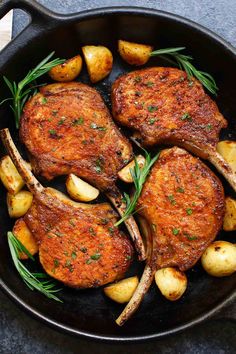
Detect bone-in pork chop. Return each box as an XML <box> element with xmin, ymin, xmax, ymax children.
<box><xmin>116</xmin><ymin>147</ymin><xmax>225</xmax><ymax>325</ymax></box>
<box><xmin>112</xmin><ymin>67</ymin><xmax>236</xmax><ymax>191</ymax></box>
<box><xmin>20</xmin><ymin>82</ymin><xmax>133</xmax><ymax>191</ymax></box>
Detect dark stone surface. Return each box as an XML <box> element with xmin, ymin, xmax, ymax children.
<box><xmin>1</xmin><ymin>0</ymin><xmax>236</xmax><ymax>353</ymax></box>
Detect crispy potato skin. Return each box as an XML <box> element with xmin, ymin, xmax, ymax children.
<box><xmin>48</xmin><ymin>55</ymin><xmax>82</xmax><ymax>82</ymax></box>
<box><xmin>112</xmin><ymin>67</ymin><xmax>227</xmax><ymax>157</ymax></box>
<box><xmin>24</xmin><ymin>198</ymin><xmax>133</xmax><ymax>288</ymax></box>
<box><xmin>137</xmin><ymin>147</ymin><xmax>225</xmax><ymax>271</ymax></box>
<box><xmin>13</xmin><ymin>218</ymin><xmax>38</xmax><ymax>259</ymax></box>
<box><xmin>82</xmin><ymin>46</ymin><xmax>113</xmax><ymax>83</ymax></box>
<box><xmin>20</xmin><ymin>82</ymin><xmax>133</xmax><ymax>191</ymax></box>
<box><xmin>118</xmin><ymin>40</ymin><xmax>153</xmax><ymax>66</ymax></box>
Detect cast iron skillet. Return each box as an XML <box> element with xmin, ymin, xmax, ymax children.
<box><xmin>0</xmin><ymin>0</ymin><xmax>235</xmax><ymax>342</ymax></box>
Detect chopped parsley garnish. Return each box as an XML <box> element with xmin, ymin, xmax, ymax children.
<box><xmin>48</xmin><ymin>129</ymin><xmax>56</xmax><ymax>136</ymax></box>
<box><xmin>54</xmin><ymin>231</ymin><xmax>64</xmax><ymax>237</ymax></box>
<box><xmin>95</xmin><ymin>158</ymin><xmax>103</xmax><ymax>173</ymax></box>
<box><xmin>186</xmin><ymin>208</ymin><xmax>193</xmax><ymax>215</ymax></box>
<box><xmin>42</xmin><ymin>97</ymin><xmax>47</xmax><ymax>104</ymax></box>
<box><xmin>181</xmin><ymin>113</ymin><xmax>192</xmax><ymax>121</ymax></box>
<box><xmin>168</xmin><ymin>194</ymin><xmax>176</xmax><ymax>205</ymax></box>
<box><xmin>126</xmin><ymin>255</ymin><xmax>132</xmax><ymax>260</ymax></box>
<box><xmin>53</xmin><ymin>259</ymin><xmax>60</xmax><ymax>267</ymax></box>
<box><xmin>135</xmin><ymin>91</ymin><xmax>142</xmax><ymax>96</ymax></box>
<box><xmin>100</xmin><ymin>218</ymin><xmax>109</xmax><ymax>225</ymax></box>
<box><xmin>58</xmin><ymin>117</ymin><xmax>66</xmax><ymax>125</ymax></box>
<box><xmin>90</xmin><ymin>253</ymin><xmax>101</xmax><ymax>261</ymax></box>
<box><xmin>172</xmin><ymin>228</ymin><xmax>179</xmax><ymax>235</ymax></box>
<box><xmin>185</xmin><ymin>234</ymin><xmax>198</xmax><ymax>241</ymax></box>
<box><xmin>148</xmin><ymin>118</ymin><xmax>156</xmax><ymax>125</ymax></box>
<box><xmin>90</xmin><ymin>122</ymin><xmax>107</xmax><ymax>131</ymax></box>
<box><xmin>134</xmin><ymin>76</ymin><xmax>141</xmax><ymax>83</ymax></box>
<box><xmin>86</xmin><ymin>259</ymin><xmax>92</xmax><ymax>265</ymax></box>
<box><xmin>206</xmin><ymin>124</ymin><xmax>212</xmax><ymax>130</ymax></box>
<box><xmin>177</xmin><ymin>187</ymin><xmax>185</xmax><ymax>193</ymax></box>
<box><xmin>72</xmin><ymin>117</ymin><xmax>84</xmax><ymax>126</ymax></box>
<box><xmin>145</xmin><ymin>81</ymin><xmax>154</xmax><ymax>87</ymax></box>
<box><xmin>80</xmin><ymin>247</ymin><xmax>87</xmax><ymax>253</ymax></box>
<box><xmin>89</xmin><ymin>227</ymin><xmax>96</xmax><ymax>236</ymax></box>
<box><xmin>147</xmin><ymin>105</ymin><xmax>158</xmax><ymax>112</ymax></box>
<box><xmin>71</xmin><ymin>251</ymin><xmax>77</xmax><ymax>259</ymax></box>
<box><xmin>108</xmin><ymin>227</ymin><xmax>114</xmax><ymax>235</ymax></box>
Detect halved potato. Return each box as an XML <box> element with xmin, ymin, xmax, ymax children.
<box><xmin>118</xmin><ymin>155</ymin><xmax>146</xmax><ymax>183</ymax></box>
<box><xmin>66</xmin><ymin>173</ymin><xmax>99</xmax><ymax>202</ymax></box>
<box><xmin>13</xmin><ymin>218</ymin><xmax>38</xmax><ymax>260</ymax></box>
<box><xmin>155</xmin><ymin>267</ymin><xmax>187</xmax><ymax>301</ymax></box>
<box><xmin>104</xmin><ymin>276</ymin><xmax>139</xmax><ymax>304</ymax></box>
<box><xmin>118</xmin><ymin>40</ymin><xmax>153</xmax><ymax>66</ymax></box>
<box><xmin>49</xmin><ymin>55</ymin><xmax>82</xmax><ymax>82</ymax></box>
<box><xmin>216</xmin><ymin>140</ymin><xmax>236</xmax><ymax>173</ymax></box>
<box><xmin>223</xmin><ymin>197</ymin><xmax>236</xmax><ymax>231</ymax></box>
<box><xmin>82</xmin><ymin>45</ymin><xmax>113</xmax><ymax>83</ymax></box>
<box><xmin>7</xmin><ymin>190</ymin><xmax>33</xmax><ymax>218</ymax></box>
<box><xmin>0</xmin><ymin>155</ymin><xmax>24</xmax><ymax>194</ymax></box>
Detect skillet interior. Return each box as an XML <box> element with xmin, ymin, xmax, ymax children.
<box><xmin>0</xmin><ymin>7</ymin><xmax>235</xmax><ymax>341</ymax></box>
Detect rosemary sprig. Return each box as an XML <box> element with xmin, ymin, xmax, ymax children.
<box><xmin>7</xmin><ymin>232</ymin><xmax>62</xmax><ymax>302</ymax></box>
<box><xmin>1</xmin><ymin>52</ymin><xmax>65</xmax><ymax>129</ymax></box>
<box><xmin>150</xmin><ymin>47</ymin><xmax>218</xmax><ymax>95</ymax></box>
<box><xmin>115</xmin><ymin>149</ymin><xmax>159</xmax><ymax>226</ymax></box>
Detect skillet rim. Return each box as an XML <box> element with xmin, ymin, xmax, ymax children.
<box><xmin>0</xmin><ymin>5</ymin><xmax>235</xmax><ymax>342</ymax></box>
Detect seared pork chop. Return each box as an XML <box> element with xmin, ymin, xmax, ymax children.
<box><xmin>116</xmin><ymin>147</ymin><xmax>225</xmax><ymax>325</ymax></box>
<box><xmin>112</xmin><ymin>67</ymin><xmax>236</xmax><ymax>191</ymax></box>
<box><xmin>19</xmin><ymin>82</ymin><xmax>145</xmax><ymax>260</ymax></box>
<box><xmin>20</xmin><ymin>82</ymin><xmax>132</xmax><ymax>191</ymax></box>
<box><xmin>1</xmin><ymin>129</ymin><xmax>133</xmax><ymax>288</ymax></box>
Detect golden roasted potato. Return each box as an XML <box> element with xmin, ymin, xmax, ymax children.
<box><xmin>104</xmin><ymin>276</ymin><xmax>139</xmax><ymax>303</ymax></box>
<box><xmin>0</xmin><ymin>155</ymin><xmax>24</xmax><ymax>194</ymax></box>
<box><xmin>7</xmin><ymin>190</ymin><xmax>33</xmax><ymax>218</ymax></box>
<box><xmin>13</xmin><ymin>218</ymin><xmax>38</xmax><ymax>260</ymax></box>
<box><xmin>201</xmin><ymin>241</ymin><xmax>236</xmax><ymax>277</ymax></box>
<box><xmin>216</xmin><ymin>140</ymin><xmax>236</xmax><ymax>173</ymax></box>
<box><xmin>82</xmin><ymin>45</ymin><xmax>113</xmax><ymax>83</ymax></box>
<box><xmin>118</xmin><ymin>155</ymin><xmax>146</xmax><ymax>183</ymax></box>
<box><xmin>118</xmin><ymin>40</ymin><xmax>153</xmax><ymax>66</ymax></box>
<box><xmin>223</xmin><ymin>197</ymin><xmax>236</xmax><ymax>231</ymax></box>
<box><xmin>49</xmin><ymin>55</ymin><xmax>82</xmax><ymax>82</ymax></box>
<box><xmin>155</xmin><ymin>267</ymin><xmax>187</xmax><ymax>301</ymax></box>
<box><xmin>66</xmin><ymin>173</ymin><xmax>99</xmax><ymax>202</ymax></box>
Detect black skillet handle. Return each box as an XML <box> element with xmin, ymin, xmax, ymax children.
<box><xmin>0</xmin><ymin>0</ymin><xmax>56</xmax><ymax>23</ymax></box>
<box><xmin>0</xmin><ymin>0</ymin><xmax>62</xmax><ymax>66</ymax></box>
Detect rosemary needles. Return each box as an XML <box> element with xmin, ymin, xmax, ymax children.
<box><xmin>8</xmin><ymin>232</ymin><xmax>62</xmax><ymax>302</ymax></box>
<box><xmin>150</xmin><ymin>47</ymin><xmax>218</xmax><ymax>95</ymax></box>
<box><xmin>115</xmin><ymin>149</ymin><xmax>159</xmax><ymax>226</ymax></box>
<box><xmin>1</xmin><ymin>52</ymin><xmax>65</xmax><ymax>129</ymax></box>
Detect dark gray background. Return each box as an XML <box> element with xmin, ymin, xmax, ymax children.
<box><xmin>1</xmin><ymin>0</ymin><xmax>236</xmax><ymax>353</ymax></box>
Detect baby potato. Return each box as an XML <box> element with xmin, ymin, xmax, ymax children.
<box><xmin>155</xmin><ymin>267</ymin><xmax>187</xmax><ymax>301</ymax></box>
<box><xmin>13</xmin><ymin>218</ymin><xmax>38</xmax><ymax>260</ymax></box>
<box><xmin>0</xmin><ymin>155</ymin><xmax>24</xmax><ymax>194</ymax></box>
<box><xmin>118</xmin><ymin>155</ymin><xmax>146</xmax><ymax>183</ymax></box>
<box><xmin>118</xmin><ymin>39</ymin><xmax>153</xmax><ymax>66</ymax></box>
<box><xmin>201</xmin><ymin>241</ymin><xmax>236</xmax><ymax>277</ymax></box>
<box><xmin>216</xmin><ymin>140</ymin><xmax>236</xmax><ymax>173</ymax></box>
<box><xmin>49</xmin><ymin>55</ymin><xmax>82</xmax><ymax>82</ymax></box>
<box><xmin>66</xmin><ymin>173</ymin><xmax>99</xmax><ymax>202</ymax></box>
<box><xmin>7</xmin><ymin>190</ymin><xmax>33</xmax><ymax>218</ymax></box>
<box><xmin>104</xmin><ymin>276</ymin><xmax>139</xmax><ymax>304</ymax></box>
<box><xmin>223</xmin><ymin>197</ymin><xmax>236</xmax><ymax>231</ymax></box>
<box><xmin>82</xmin><ymin>45</ymin><xmax>113</xmax><ymax>83</ymax></box>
